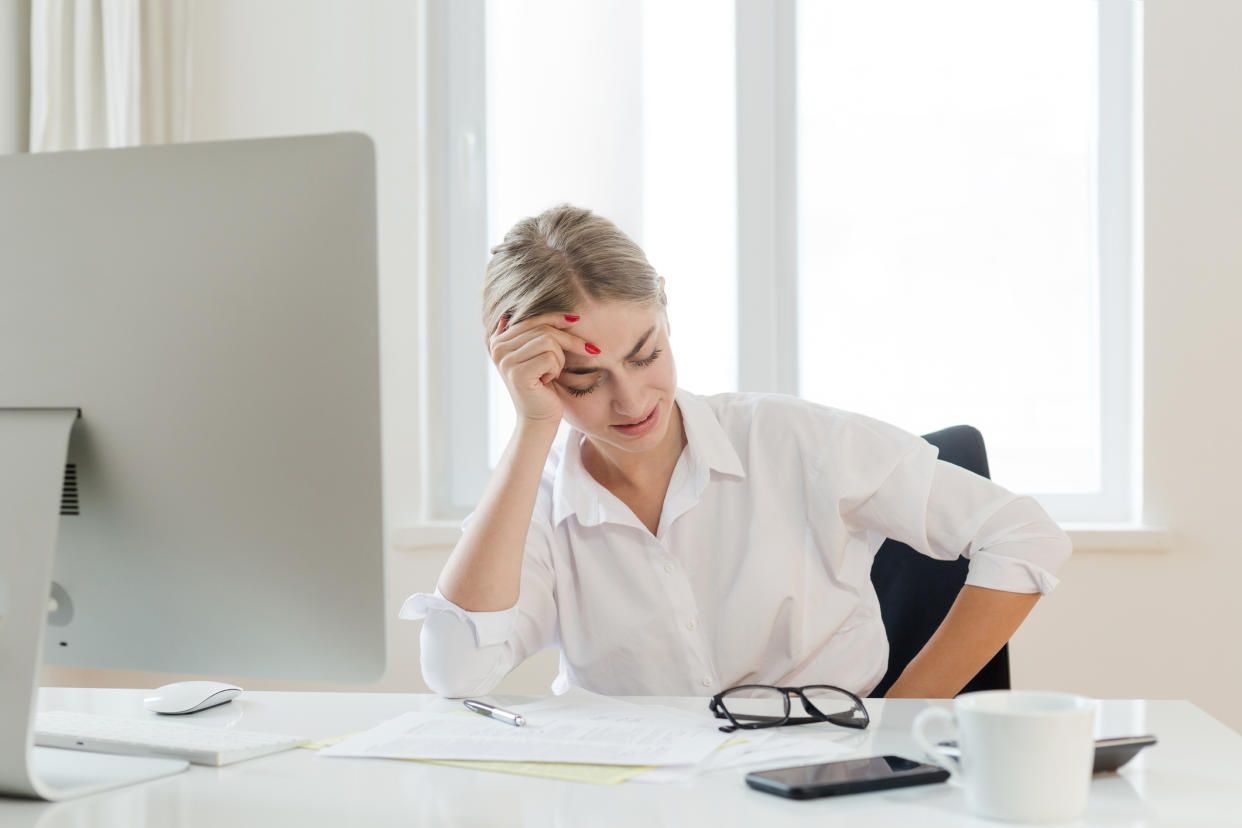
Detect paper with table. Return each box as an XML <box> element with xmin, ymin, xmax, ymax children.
<box><xmin>317</xmin><ymin>689</ymin><xmax>853</xmax><ymax>783</ymax></box>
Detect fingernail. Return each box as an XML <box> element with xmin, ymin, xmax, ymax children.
<box><xmin>564</xmin><ymin>314</ymin><xmax>580</xmax><ymax>323</ymax></box>
<box><xmin>585</xmin><ymin>342</ymin><xmax>601</xmax><ymax>355</ymax></box>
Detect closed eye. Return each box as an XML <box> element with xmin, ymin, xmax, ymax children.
<box><xmin>562</xmin><ymin>347</ymin><xmax>661</xmax><ymax>397</ymax></box>
<box><xmin>632</xmin><ymin>347</ymin><xmax>662</xmax><ymax>368</ymax></box>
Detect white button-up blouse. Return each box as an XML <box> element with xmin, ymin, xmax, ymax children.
<box><xmin>401</xmin><ymin>390</ymin><xmax>1071</xmax><ymax>698</ymax></box>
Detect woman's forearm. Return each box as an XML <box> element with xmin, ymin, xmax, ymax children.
<box><xmin>436</xmin><ymin>419</ymin><xmax>559</xmax><ymax>612</ymax></box>
<box><xmin>883</xmin><ymin>585</ymin><xmax>1041</xmax><ymax>698</ymax></box>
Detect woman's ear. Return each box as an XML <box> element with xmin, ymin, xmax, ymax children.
<box><xmin>657</xmin><ymin>276</ymin><xmax>671</xmax><ymax>336</ymax></box>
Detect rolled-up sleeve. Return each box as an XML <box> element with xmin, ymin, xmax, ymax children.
<box><xmin>399</xmin><ymin>514</ymin><xmax>559</xmax><ymax>698</ymax></box>
<box><xmin>927</xmin><ymin>460</ymin><xmax>1069</xmax><ymax>594</ymax></box>
<box><xmin>837</xmin><ymin>419</ymin><xmax>1071</xmax><ymax>595</ymax></box>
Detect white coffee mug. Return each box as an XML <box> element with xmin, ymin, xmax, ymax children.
<box><xmin>912</xmin><ymin>691</ymin><xmax>1096</xmax><ymax>823</ymax></box>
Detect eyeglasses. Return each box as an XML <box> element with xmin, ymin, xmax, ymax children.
<box><xmin>708</xmin><ymin>684</ymin><xmax>870</xmax><ymax>734</ymax></box>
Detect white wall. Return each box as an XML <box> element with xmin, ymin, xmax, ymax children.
<box><xmin>1010</xmin><ymin>0</ymin><xmax>1242</xmax><ymax>734</ymax></box>
<box><xmin>39</xmin><ymin>1</ymin><xmax>1242</xmax><ymax>729</ymax></box>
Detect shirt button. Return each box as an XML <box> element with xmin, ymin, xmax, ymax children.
<box><xmin>702</xmin><ymin>677</ymin><xmax>713</xmax><ymax>688</ymax></box>
<box><xmin>686</xmin><ymin>620</ymin><xmax>697</xmax><ymax>631</ymax></box>
<box><xmin>664</xmin><ymin>562</ymin><xmax>675</xmax><ymax>573</ymax></box>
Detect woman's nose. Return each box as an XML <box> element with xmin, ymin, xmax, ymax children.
<box><xmin>611</xmin><ymin>375</ymin><xmax>647</xmax><ymax>418</ymax></box>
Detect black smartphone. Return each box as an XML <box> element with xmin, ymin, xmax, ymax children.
<box><xmin>936</xmin><ymin>735</ymin><xmax>1158</xmax><ymax>774</ymax></box>
<box><xmin>745</xmin><ymin>755</ymin><xmax>950</xmax><ymax>800</ymax></box>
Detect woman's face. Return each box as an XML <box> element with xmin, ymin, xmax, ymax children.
<box><xmin>555</xmin><ymin>298</ymin><xmax>678</xmax><ymax>457</ymax></box>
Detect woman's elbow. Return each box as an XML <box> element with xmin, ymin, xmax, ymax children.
<box><xmin>418</xmin><ymin>612</ymin><xmax>507</xmax><ymax>698</ymax></box>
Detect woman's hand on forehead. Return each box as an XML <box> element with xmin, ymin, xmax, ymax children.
<box><xmin>490</xmin><ymin>311</ymin><xmax>603</xmax><ymax>425</ymax></box>
<box><xmin>497</xmin><ymin>311</ymin><xmax>573</xmax><ymax>334</ymax></box>
<box><xmin>491</xmin><ymin>312</ymin><xmax>599</xmax><ymax>357</ymax></box>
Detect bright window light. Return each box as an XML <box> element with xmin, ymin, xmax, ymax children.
<box><xmin>796</xmin><ymin>0</ymin><xmax>1100</xmax><ymax>493</ymax></box>
<box><xmin>485</xmin><ymin>0</ymin><xmax>736</xmax><ymax>465</ymax></box>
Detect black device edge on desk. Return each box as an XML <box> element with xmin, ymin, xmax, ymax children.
<box><xmin>934</xmin><ymin>735</ymin><xmax>1158</xmax><ymax>774</ymax></box>
<box><xmin>745</xmin><ymin>755</ymin><xmax>951</xmax><ymax>800</ymax></box>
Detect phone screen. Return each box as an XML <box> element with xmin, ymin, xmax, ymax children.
<box><xmin>746</xmin><ymin>755</ymin><xmax>949</xmax><ymax>799</ymax></box>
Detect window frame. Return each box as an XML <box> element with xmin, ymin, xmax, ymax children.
<box><xmin>424</xmin><ymin>0</ymin><xmax>491</xmax><ymax>518</ymax></box>
<box><xmin>422</xmin><ymin>0</ymin><xmax>1144</xmax><ymax>526</ymax></box>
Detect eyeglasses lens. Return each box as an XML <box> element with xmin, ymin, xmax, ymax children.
<box><xmin>802</xmin><ymin>686</ymin><xmax>857</xmax><ymax>718</ymax></box>
<box><xmin>720</xmin><ymin>686</ymin><xmax>789</xmax><ymax>725</ymax></box>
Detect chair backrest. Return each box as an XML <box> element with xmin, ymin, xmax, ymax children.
<box><xmin>867</xmin><ymin>425</ymin><xmax>1011</xmax><ymax>697</ymax></box>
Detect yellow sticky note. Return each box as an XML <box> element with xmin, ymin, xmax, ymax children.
<box><xmin>299</xmin><ymin>735</ymin><xmax>351</xmax><ymax>751</ymax></box>
<box><xmin>415</xmin><ymin>759</ymin><xmax>654</xmax><ymax>785</ymax></box>
<box><xmin>300</xmin><ymin>733</ymin><xmax>654</xmax><ymax>785</ymax></box>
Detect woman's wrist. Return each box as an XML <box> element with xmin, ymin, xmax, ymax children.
<box><xmin>514</xmin><ymin>415</ymin><xmax>561</xmax><ymax>445</ymax></box>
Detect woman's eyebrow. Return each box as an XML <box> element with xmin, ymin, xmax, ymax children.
<box><xmin>624</xmin><ymin>326</ymin><xmax>656</xmax><ymax>360</ymax></box>
<box><xmin>562</xmin><ymin>326</ymin><xmax>656</xmax><ymax>375</ymax></box>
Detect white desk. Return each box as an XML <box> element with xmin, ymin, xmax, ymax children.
<box><xmin>3</xmin><ymin>689</ymin><xmax>1239</xmax><ymax>827</ymax></box>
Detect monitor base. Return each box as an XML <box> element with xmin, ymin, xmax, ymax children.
<box><xmin>30</xmin><ymin>747</ymin><xmax>187</xmax><ymax>800</ymax></box>
<box><xmin>0</xmin><ymin>409</ymin><xmax>182</xmax><ymax>800</ymax></box>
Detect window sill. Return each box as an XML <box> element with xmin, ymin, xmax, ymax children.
<box><xmin>395</xmin><ymin>523</ymin><xmax>1172</xmax><ymax>553</ymax></box>
<box><xmin>393</xmin><ymin>522</ymin><xmax>462</xmax><ymax>551</ymax></box>
<box><xmin>1062</xmin><ymin>524</ymin><xmax>1170</xmax><ymax>552</ymax></box>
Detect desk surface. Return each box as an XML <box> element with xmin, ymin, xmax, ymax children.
<box><xmin>3</xmin><ymin>689</ymin><xmax>1239</xmax><ymax>827</ymax></box>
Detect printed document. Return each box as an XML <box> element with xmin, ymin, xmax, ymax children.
<box><xmin>318</xmin><ymin>692</ymin><xmax>734</xmax><ymax>766</ymax></box>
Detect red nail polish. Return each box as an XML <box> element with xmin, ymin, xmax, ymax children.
<box><xmin>564</xmin><ymin>314</ymin><xmax>580</xmax><ymax>323</ymax></box>
<box><xmin>585</xmin><ymin>342</ymin><xmax>601</xmax><ymax>355</ymax></box>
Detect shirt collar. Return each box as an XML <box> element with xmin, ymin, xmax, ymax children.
<box><xmin>550</xmin><ymin>388</ymin><xmax>746</xmax><ymax>528</ymax></box>
<box><xmin>675</xmin><ymin>387</ymin><xmax>746</xmax><ymax>480</ymax></box>
<box><xmin>551</xmin><ymin>431</ymin><xmax>608</xmax><ymax>528</ymax></box>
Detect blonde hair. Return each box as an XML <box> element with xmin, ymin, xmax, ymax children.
<box><xmin>482</xmin><ymin>204</ymin><xmax>666</xmax><ymax>342</ymax></box>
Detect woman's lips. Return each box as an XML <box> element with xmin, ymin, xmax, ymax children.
<box><xmin>611</xmin><ymin>402</ymin><xmax>660</xmax><ymax>437</ymax></box>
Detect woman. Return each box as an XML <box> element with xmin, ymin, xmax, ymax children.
<box><xmin>402</xmin><ymin>204</ymin><xmax>1071</xmax><ymax>699</ymax></box>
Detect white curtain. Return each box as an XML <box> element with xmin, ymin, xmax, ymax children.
<box><xmin>29</xmin><ymin>0</ymin><xmax>192</xmax><ymax>152</ymax></box>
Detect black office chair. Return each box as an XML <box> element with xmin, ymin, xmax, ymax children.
<box><xmin>868</xmin><ymin>425</ymin><xmax>1011</xmax><ymax>698</ymax></box>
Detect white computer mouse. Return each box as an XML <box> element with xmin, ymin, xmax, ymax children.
<box><xmin>143</xmin><ymin>681</ymin><xmax>243</xmax><ymax>715</ymax></box>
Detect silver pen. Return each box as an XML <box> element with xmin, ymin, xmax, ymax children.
<box><xmin>463</xmin><ymin>698</ymin><xmax>526</xmax><ymax>728</ymax></box>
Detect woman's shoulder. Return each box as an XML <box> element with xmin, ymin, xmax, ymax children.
<box><xmin>690</xmin><ymin>389</ymin><xmax>856</xmax><ymax>433</ymax></box>
<box><xmin>687</xmin><ymin>389</ymin><xmax>922</xmax><ymax>465</ymax></box>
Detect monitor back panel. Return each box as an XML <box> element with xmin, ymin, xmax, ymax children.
<box><xmin>0</xmin><ymin>134</ymin><xmax>386</xmax><ymax>682</ymax></box>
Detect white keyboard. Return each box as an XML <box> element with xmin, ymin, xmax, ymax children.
<box><xmin>35</xmin><ymin>711</ymin><xmax>306</xmax><ymax>767</ymax></box>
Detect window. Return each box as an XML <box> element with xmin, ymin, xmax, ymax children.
<box><xmin>484</xmin><ymin>0</ymin><xmax>737</xmax><ymax>466</ymax></box>
<box><xmin>796</xmin><ymin>0</ymin><xmax>1141</xmax><ymax>522</ymax></box>
<box><xmin>427</xmin><ymin>0</ymin><xmax>1142</xmax><ymax>524</ymax></box>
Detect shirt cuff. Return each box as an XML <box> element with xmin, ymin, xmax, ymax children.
<box><xmin>965</xmin><ymin>549</ymin><xmax>1062</xmax><ymax>595</ymax></box>
<box><xmin>398</xmin><ymin>589</ymin><xmax>517</xmax><ymax>648</ymax></box>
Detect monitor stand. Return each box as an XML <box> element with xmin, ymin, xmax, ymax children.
<box><xmin>0</xmin><ymin>409</ymin><xmax>187</xmax><ymax>801</ymax></box>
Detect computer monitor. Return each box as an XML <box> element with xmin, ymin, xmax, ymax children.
<box><xmin>0</xmin><ymin>133</ymin><xmax>386</xmax><ymax>799</ymax></box>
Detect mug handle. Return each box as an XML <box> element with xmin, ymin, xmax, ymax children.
<box><xmin>912</xmin><ymin>706</ymin><xmax>961</xmax><ymax>780</ymax></box>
